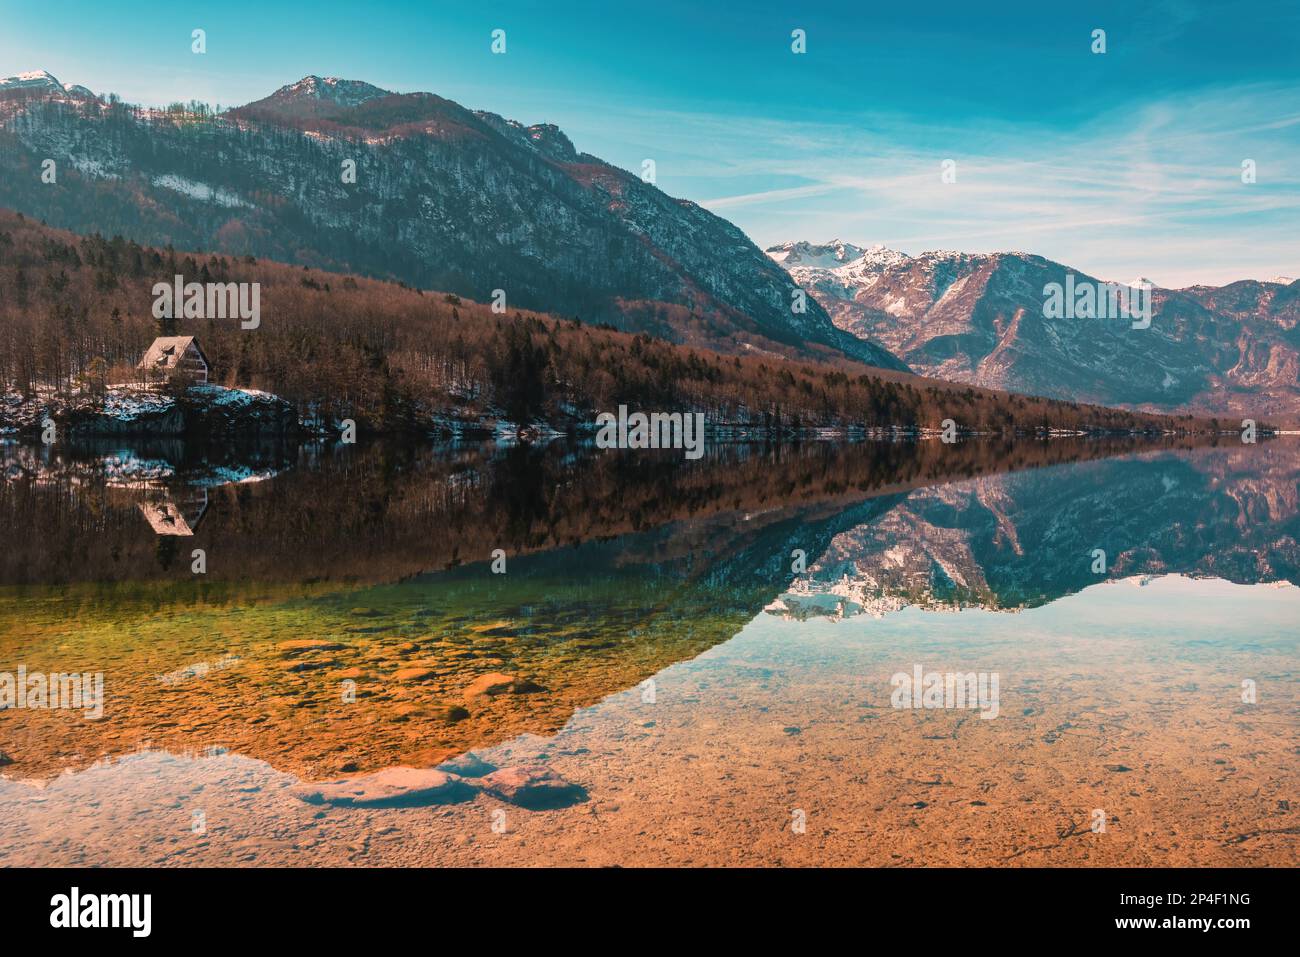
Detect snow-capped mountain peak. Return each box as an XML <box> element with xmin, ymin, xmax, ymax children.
<box><xmin>0</xmin><ymin>69</ymin><xmax>61</xmax><ymax>89</ymax></box>
<box><xmin>770</xmin><ymin>242</ymin><xmax>1300</xmax><ymax>418</ymax></box>
<box><xmin>268</xmin><ymin>75</ymin><xmax>392</xmax><ymax>107</ymax></box>
<box><xmin>0</xmin><ymin>70</ymin><xmax>97</xmax><ymax>102</ymax></box>
<box><xmin>0</xmin><ymin>70</ymin><xmax>67</xmax><ymax>93</ymax></box>
<box><xmin>850</xmin><ymin>243</ymin><xmax>913</xmax><ymax>270</ymax></box>
<box><xmin>767</xmin><ymin>240</ymin><xmax>913</xmax><ymax>277</ymax></box>
<box><xmin>766</xmin><ymin>239</ymin><xmax>866</xmax><ymax>268</ymax></box>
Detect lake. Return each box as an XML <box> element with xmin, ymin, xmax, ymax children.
<box><xmin>0</xmin><ymin>435</ymin><xmax>1296</xmax><ymax>866</ymax></box>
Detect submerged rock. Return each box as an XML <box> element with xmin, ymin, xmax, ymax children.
<box><xmin>462</xmin><ymin>672</ymin><xmax>543</xmax><ymax>698</ymax></box>
<box><xmin>279</xmin><ymin>659</ymin><xmax>336</xmax><ymax>673</ymax></box>
<box><xmin>437</xmin><ymin>752</ymin><xmax>498</xmax><ymax>778</ymax></box>
<box><xmin>278</xmin><ymin>640</ymin><xmax>346</xmax><ymax>655</ymax></box>
<box><xmin>480</xmin><ymin>765</ymin><xmax>586</xmax><ymax>809</ymax></box>
<box><xmin>430</xmin><ymin>704</ymin><xmax>471</xmax><ymax>723</ymax></box>
<box><xmin>462</xmin><ymin>672</ymin><xmax>516</xmax><ymax>697</ymax></box>
<box><xmin>392</xmin><ymin>666</ymin><xmax>439</xmax><ymax>682</ymax></box>
<box><xmin>291</xmin><ymin>767</ymin><xmax>470</xmax><ymax>807</ymax></box>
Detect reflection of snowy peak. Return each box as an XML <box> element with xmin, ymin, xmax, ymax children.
<box><xmin>764</xmin><ymin>445</ymin><xmax>1300</xmax><ymax>621</ymax></box>
<box><xmin>768</xmin><ymin>485</ymin><xmax>1006</xmax><ymax>620</ymax></box>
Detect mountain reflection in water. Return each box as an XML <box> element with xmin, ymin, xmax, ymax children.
<box><xmin>0</xmin><ymin>436</ymin><xmax>1296</xmax><ymax>866</ymax></box>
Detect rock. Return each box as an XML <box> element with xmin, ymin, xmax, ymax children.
<box><xmin>5</xmin><ymin>384</ymin><xmax>302</xmax><ymax>439</ymax></box>
<box><xmin>0</xmin><ymin>751</ymin><xmax>12</xmax><ymax>766</ymax></box>
<box><xmin>463</xmin><ymin>672</ymin><xmax>516</xmax><ymax>697</ymax></box>
<box><xmin>291</xmin><ymin>767</ymin><xmax>471</xmax><ymax>808</ymax></box>
<box><xmin>1105</xmin><ymin>764</ymin><xmax>1133</xmax><ymax>773</ymax></box>
<box><xmin>480</xmin><ymin>765</ymin><xmax>586</xmax><ymax>809</ymax></box>
<box><xmin>437</xmin><ymin>752</ymin><xmax>498</xmax><ymax>778</ymax></box>
<box><xmin>393</xmin><ymin>666</ymin><xmax>438</xmax><ymax>682</ymax></box>
<box><xmin>178</xmin><ymin>384</ymin><xmax>299</xmax><ymax>438</ymax></box>
<box><xmin>279</xmin><ymin>659</ymin><xmax>335</xmax><ymax>673</ymax></box>
<box><xmin>278</xmin><ymin>640</ymin><xmax>345</xmax><ymax>655</ymax></box>
<box><xmin>431</xmin><ymin>704</ymin><xmax>471</xmax><ymax>723</ymax></box>
<box><xmin>462</xmin><ymin>672</ymin><xmax>543</xmax><ymax>698</ymax></box>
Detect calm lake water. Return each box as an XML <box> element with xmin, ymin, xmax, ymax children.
<box><xmin>0</xmin><ymin>436</ymin><xmax>1296</xmax><ymax>866</ymax></box>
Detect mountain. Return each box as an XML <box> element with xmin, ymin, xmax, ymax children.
<box><xmin>0</xmin><ymin>70</ymin><xmax>95</xmax><ymax>101</ymax></box>
<box><xmin>252</xmin><ymin>74</ymin><xmax>393</xmax><ymax>112</ymax></box>
<box><xmin>769</xmin><ymin>242</ymin><xmax>1300</xmax><ymax>420</ymax></box>
<box><xmin>768</xmin><ymin>239</ymin><xmax>909</xmax><ymax>271</ymax></box>
<box><xmin>0</xmin><ymin>71</ymin><xmax>905</xmax><ymax>371</ymax></box>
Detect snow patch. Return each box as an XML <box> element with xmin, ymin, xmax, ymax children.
<box><xmin>70</xmin><ymin>156</ymin><xmax>116</xmax><ymax>179</ymax></box>
<box><xmin>153</xmin><ymin>173</ymin><xmax>251</xmax><ymax>209</ymax></box>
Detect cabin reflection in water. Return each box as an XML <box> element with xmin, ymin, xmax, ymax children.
<box><xmin>137</xmin><ymin>488</ymin><xmax>208</xmax><ymax>536</ymax></box>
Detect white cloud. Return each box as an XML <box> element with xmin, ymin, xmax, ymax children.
<box><xmin>585</xmin><ymin>84</ymin><xmax>1300</xmax><ymax>287</ymax></box>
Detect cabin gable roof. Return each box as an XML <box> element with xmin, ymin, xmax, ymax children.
<box><xmin>138</xmin><ymin>336</ymin><xmax>210</xmax><ymax>371</ymax></box>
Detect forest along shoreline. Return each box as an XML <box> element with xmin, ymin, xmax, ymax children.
<box><xmin>0</xmin><ymin>210</ymin><xmax>1255</xmax><ymax>444</ymax></box>
<box><xmin>0</xmin><ymin>379</ymin><xmax>1251</xmax><ymax>443</ymax></box>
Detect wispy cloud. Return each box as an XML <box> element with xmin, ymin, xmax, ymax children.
<box><xmin>3</xmin><ymin>1</ymin><xmax>1294</xmax><ymax>286</ymax></box>
<box><xmin>577</xmin><ymin>84</ymin><xmax>1300</xmax><ymax>287</ymax></box>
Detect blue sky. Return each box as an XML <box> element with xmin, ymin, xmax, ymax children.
<box><xmin>2</xmin><ymin>0</ymin><xmax>1297</xmax><ymax>285</ymax></box>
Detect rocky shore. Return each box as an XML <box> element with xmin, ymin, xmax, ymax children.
<box><xmin>0</xmin><ymin>383</ymin><xmax>299</xmax><ymax>439</ymax></box>
<box><xmin>2</xmin><ymin>385</ymin><xmax>1243</xmax><ymax>448</ymax></box>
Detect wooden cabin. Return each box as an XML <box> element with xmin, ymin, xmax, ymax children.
<box><xmin>138</xmin><ymin>336</ymin><xmax>209</xmax><ymax>383</ymax></box>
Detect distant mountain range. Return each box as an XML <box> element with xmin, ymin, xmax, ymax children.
<box><xmin>3</xmin><ymin>69</ymin><xmax>1295</xmax><ymax>417</ymax></box>
<box><xmin>769</xmin><ymin>240</ymin><xmax>1300</xmax><ymax>420</ymax></box>
<box><xmin>0</xmin><ymin>71</ymin><xmax>904</xmax><ymax>371</ymax></box>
